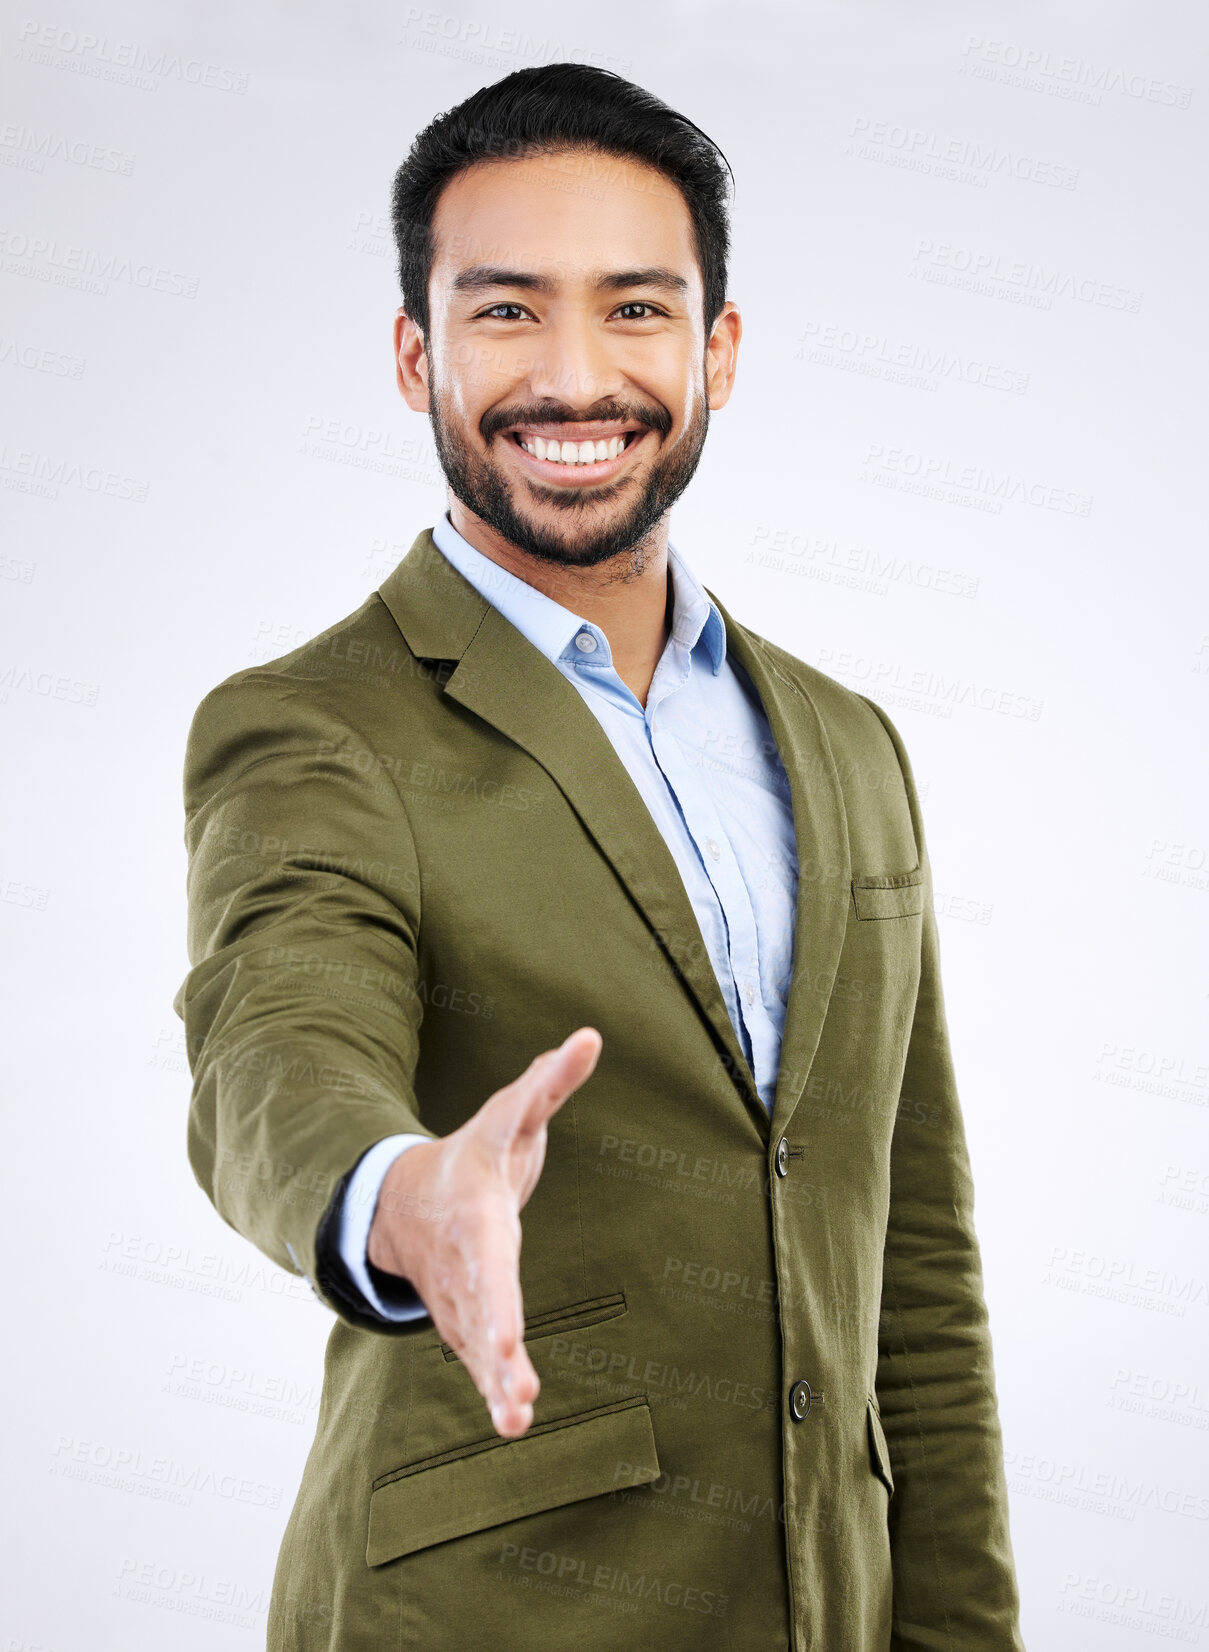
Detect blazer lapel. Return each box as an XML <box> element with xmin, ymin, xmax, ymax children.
<box><xmin>379</xmin><ymin>531</ymin><xmax>768</xmax><ymax>1143</ymax></box>
<box><xmin>702</xmin><ymin>589</ymin><xmax>852</xmax><ymax>1143</ymax></box>
<box><xmin>378</xmin><ymin>531</ymin><xmax>851</xmax><ymax>1150</ymax></box>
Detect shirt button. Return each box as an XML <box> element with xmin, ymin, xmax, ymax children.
<box><xmin>705</xmin><ymin>838</ymin><xmax>721</xmax><ymax>860</ymax></box>
<box><xmin>574</xmin><ymin>632</ymin><xmax>598</xmax><ymax>653</ymax></box>
<box><xmin>744</xmin><ymin>981</ymin><xmax>756</xmax><ymax>1007</ymax></box>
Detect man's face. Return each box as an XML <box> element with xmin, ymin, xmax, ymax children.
<box><xmin>411</xmin><ymin>148</ymin><xmax>734</xmax><ymax>570</ymax></box>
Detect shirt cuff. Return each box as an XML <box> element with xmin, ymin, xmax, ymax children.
<box><xmin>335</xmin><ymin>1134</ymin><xmax>434</xmax><ymax>1322</ymax></box>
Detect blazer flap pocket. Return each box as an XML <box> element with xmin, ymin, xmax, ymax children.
<box><xmin>866</xmin><ymin>1397</ymin><xmax>895</xmax><ymax>1494</ymax></box>
<box><xmin>851</xmin><ymin>867</ymin><xmax>924</xmax><ymax>921</ymax></box>
<box><xmin>367</xmin><ymin>1397</ymin><xmax>660</xmax><ymax>1567</ymax></box>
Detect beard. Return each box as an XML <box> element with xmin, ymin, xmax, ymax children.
<box><xmin>426</xmin><ymin>361</ymin><xmax>710</xmax><ymax>573</ymax></box>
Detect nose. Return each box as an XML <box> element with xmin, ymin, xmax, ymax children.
<box><xmin>524</xmin><ymin>310</ymin><xmax>622</xmax><ymax>411</ymax></box>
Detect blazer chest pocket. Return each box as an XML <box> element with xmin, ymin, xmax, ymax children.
<box><xmin>851</xmin><ymin>866</ymin><xmax>924</xmax><ymax>921</ymax></box>
<box><xmin>366</xmin><ymin>1395</ymin><xmax>660</xmax><ymax>1567</ymax></box>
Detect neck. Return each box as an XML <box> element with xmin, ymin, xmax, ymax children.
<box><xmin>446</xmin><ymin>499</ymin><xmax>673</xmax><ymax>708</ymax></box>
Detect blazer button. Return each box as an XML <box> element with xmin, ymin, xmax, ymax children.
<box><xmin>789</xmin><ymin>1379</ymin><xmax>824</xmax><ymax>1421</ymax></box>
<box><xmin>775</xmin><ymin>1136</ymin><xmax>790</xmax><ymax>1177</ymax></box>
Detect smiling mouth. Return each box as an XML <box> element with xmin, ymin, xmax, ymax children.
<box><xmin>511</xmin><ymin>429</ymin><xmax>639</xmax><ymax>464</ymax></box>
<box><xmin>504</xmin><ymin>427</ymin><xmax>647</xmax><ymax>483</ymax></box>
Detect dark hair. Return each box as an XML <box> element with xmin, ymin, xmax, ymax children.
<box><xmin>390</xmin><ymin>62</ymin><xmax>733</xmax><ymax>342</ymax></box>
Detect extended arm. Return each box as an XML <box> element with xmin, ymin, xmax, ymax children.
<box><xmin>174</xmin><ymin>676</ymin><xmax>438</xmax><ymax>1334</ymax></box>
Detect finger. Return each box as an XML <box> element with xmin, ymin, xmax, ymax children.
<box><xmin>489</xmin><ymin>1028</ymin><xmax>604</xmax><ymax>1150</ymax></box>
<box><xmin>523</xmin><ymin>1027</ymin><xmax>604</xmax><ymax>1102</ymax></box>
<box><xmin>489</xmin><ymin>1325</ymin><xmax>541</xmax><ymax>1438</ymax></box>
<box><xmin>484</xmin><ymin>1255</ymin><xmax>540</xmax><ymax>1438</ymax></box>
<box><xmin>492</xmin><ymin>1347</ymin><xmax>540</xmax><ymax>1437</ymax></box>
<box><xmin>549</xmin><ymin>1025</ymin><xmax>603</xmax><ymax>1081</ymax></box>
<box><xmin>430</xmin><ymin>1297</ymin><xmax>536</xmax><ymax>1441</ymax></box>
<box><xmin>515</xmin><ymin>1028</ymin><xmax>602</xmax><ymax>1145</ymax></box>
<box><xmin>455</xmin><ymin>1198</ymin><xmax>541</xmax><ymax>1434</ymax></box>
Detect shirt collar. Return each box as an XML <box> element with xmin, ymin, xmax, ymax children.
<box><xmin>429</xmin><ymin>510</ymin><xmax>726</xmax><ymax>675</ymax></box>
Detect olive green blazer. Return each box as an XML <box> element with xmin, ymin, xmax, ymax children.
<box><xmin>175</xmin><ymin>528</ymin><xmax>1025</xmax><ymax>1650</ymax></box>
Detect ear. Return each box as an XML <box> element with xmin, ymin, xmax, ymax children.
<box><xmin>706</xmin><ymin>301</ymin><xmax>741</xmax><ymax>412</ymax></box>
<box><xmin>395</xmin><ymin>307</ymin><xmax>430</xmax><ymax>410</ymax></box>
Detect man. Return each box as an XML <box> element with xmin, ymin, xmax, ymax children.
<box><xmin>176</xmin><ymin>61</ymin><xmax>1026</xmax><ymax>1652</ymax></box>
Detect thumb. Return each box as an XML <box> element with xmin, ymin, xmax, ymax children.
<box><xmin>506</xmin><ymin>1027</ymin><xmax>604</xmax><ymax>1146</ymax></box>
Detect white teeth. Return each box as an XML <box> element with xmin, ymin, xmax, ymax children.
<box><xmin>518</xmin><ymin>432</ymin><xmax>633</xmax><ymax>465</ymax></box>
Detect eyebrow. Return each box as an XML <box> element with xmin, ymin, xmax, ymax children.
<box><xmin>452</xmin><ymin>265</ymin><xmax>690</xmax><ymax>299</ymax></box>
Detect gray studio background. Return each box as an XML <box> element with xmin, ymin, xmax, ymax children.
<box><xmin>3</xmin><ymin>2</ymin><xmax>1207</xmax><ymax>1647</ymax></box>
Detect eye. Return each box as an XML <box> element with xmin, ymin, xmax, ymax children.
<box><xmin>473</xmin><ymin>300</ymin><xmax>667</xmax><ymax>322</ymax></box>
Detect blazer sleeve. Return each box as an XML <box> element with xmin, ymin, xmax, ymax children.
<box><xmin>858</xmin><ymin>696</ymin><xmax>1026</xmax><ymax>1652</ymax></box>
<box><xmin>172</xmin><ymin>673</ymin><xmax>439</xmax><ymax>1334</ymax></box>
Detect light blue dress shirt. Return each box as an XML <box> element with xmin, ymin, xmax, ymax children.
<box><xmin>331</xmin><ymin>510</ymin><xmax>800</xmax><ymax>1321</ymax></box>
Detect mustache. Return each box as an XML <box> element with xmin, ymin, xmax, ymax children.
<box><xmin>482</xmin><ymin>404</ymin><xmax>672</xmax><ymax>441</ymax></box>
